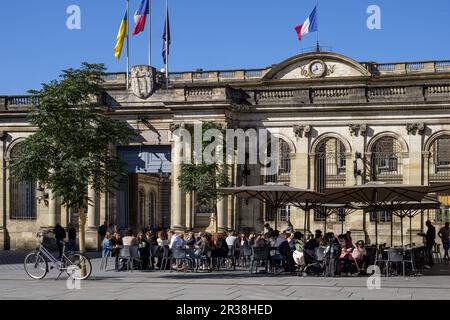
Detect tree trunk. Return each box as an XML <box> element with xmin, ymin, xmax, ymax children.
<box><xmin>78</xmin><ymin>207</ymin><xmax>87</xmax><ymax>278</ymax></box>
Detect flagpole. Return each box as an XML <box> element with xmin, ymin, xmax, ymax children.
<box><xmin>165</xmin><ymin>0</ymin><xmax>169</xmax><ymax>88</ymax></box>
<box><xmin>148</xmin><ymin>0</ymin><xmax>152</xmax><ymax>66</ymax></box>
<box><xmin>126</xmin><ymin>0</ymin><xmax>130</xmax><ymax>90</ymax></box>
<box><xmin>316</xmin><ymin>0</ymin><xmax>320</xmax><ymax>52</ymax></box>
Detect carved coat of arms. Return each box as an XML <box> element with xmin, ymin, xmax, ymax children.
<box><xmin>131</xmin><ymin>65</ymin><xmax>156</xmax><ymax>99</ymax></box>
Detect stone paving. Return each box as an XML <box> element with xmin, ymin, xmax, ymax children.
<box><xmin>1</xmin><ymin>251</ymin><xmax>450</xmax><ymax>300</ymax></box>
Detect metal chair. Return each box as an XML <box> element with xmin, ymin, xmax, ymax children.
<box><xmin>250</xmin><ymin>247</ymin><xmax>270</xmax><ymax>274</ymax></box>
<box><xmin>269</xmin><ymin>248</ymin><xmax>287</xmax><ymax>275</ymax></box>
<box><xmin>129</xmin><ymin>246</ymin><xmax>141</xmax><ymax>271</ymax></box>
<box><xmin>374</xmin><ymin>245</ymin><xmax>389</xmax><ymax>276</ymax></box>
<box><xmin>387</xmin><ymin>248</ymin><xmax>405</xmax><ymax>277</ymax></box>
<box><xmin>239</xmin><ymin>245</ymin><xmax>252</xmax><ymax>269</ymax></box>
<box><xmin>118</xmin><ymin>246</ymin><xmax>132</xmax><ymax>271</ymax></box>
<box><xmin>403</xmin><ymin>248</ymin><xmax>418</xmax><ymax>276</ymax></box>
<box><xmin>160</xmin><ymin>246</ymin><xmax>172</xmax><ymax>272</ymax></box>
<box><xmin>433</xmin><ymin>243</ymin><xmax>442</xmax><ymax>264</ymax></box>
<box><xmin>225</xmin><ymin>246</ymin><xmax>237</xmax><ymax>270</ymax></box>
<box><xmin>170</xmin><ymin>247</ymin><xmax>192</xmax><ymax>272</ymax></box>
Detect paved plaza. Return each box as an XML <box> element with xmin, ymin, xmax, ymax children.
<box><xmin>0</xmin><ymin>251</ymin><xmax>450</xmax><ymax>300</ymax></box>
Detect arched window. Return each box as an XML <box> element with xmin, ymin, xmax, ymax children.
<box><xmin>429</xmin><ymin>135</ymin><xmax>450</xmax><ymax>223</ymax></box>
<box><xmin>370</xmin><ymin>136</ymin><xmax>403</xmax><ymax>184</ymax></box>
<box><xmin>315</xmin><ymin>138</ymin><xmax>347</xmax><ymax>193</ymax></box>
<box><xmin>9</xmin><ymin>143</ymin><xmax>37</xmax><ymax>219</ymax></box>
<box><xmin>429</xmin><ymin>135</ymin><xmax>450</xmax><ymax>183</ymax></box>
<box><xmin>265</xmin><ymin>138</ymin><xmax>291</xmax><ymax>185</ymax></box>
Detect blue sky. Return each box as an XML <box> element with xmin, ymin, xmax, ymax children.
<box><xmin>1</xmin><ymin>0</ymin><xmax>450</xmax><ymax>95</ymax></box>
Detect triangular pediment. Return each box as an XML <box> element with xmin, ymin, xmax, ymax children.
<box><xmin>263</xmin><ymin>52</ymin><xmax>371</xmax><ymax>81</ymax></box>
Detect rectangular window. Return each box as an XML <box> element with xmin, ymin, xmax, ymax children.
<box><xmin>10</xmin><ymin>178</ymin><xmax>37</xmax><ymax>220</ymax></box>
<box><xmin>314</xmin><ymin>210</ymin><xmax>326</xmax><ymax>222</ymax></box>
<box><xmin>370</xmin><ymin>211</ymin><xmax>392</xmax><ymax>222</ymax></box>
<box><xmin>279</xmin><ymin>206</ymin><xmax>291</xmax><ymax>222</ymax></box>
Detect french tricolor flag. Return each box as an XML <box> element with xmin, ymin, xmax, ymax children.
<box><xmin>295</xmin><ymin>6</ymin><xmax>318</xmax><ymax>41</ymax></box>
<box><xmin>132</xmin><ymin>0</ymin><xmax>150</xmax><ymax>36</ymax></box>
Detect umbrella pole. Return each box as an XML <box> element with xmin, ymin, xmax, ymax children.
<box><xmin>409</xmin><ymin>216</ymin><xmax>412</xmax><ymax>245</ymax></box>
<box><xmin>324</xmin><ymin>215</ymin><xmax>327</xmax><ymax>234</ymax></box>
<box><xmin>375</xmin><ymin>212</ymin><xmax>378</xmax><ymax>246</ymax></box>
<box><xmin>341</xmin><ymin>217</ymin><xmax>344</xmax><ymax>235</ymax></box>
<box><xmin>274</xmin><ymin>208</ymin><xmax>278</xmax><ymax>231</ymax></box>
<box><xmin>401</xmin><ymin>217</ymin><xmax>404</xmax><ymax>247</ymax></box>
<box><xmin>304</xmin><ymin>209</ymin><xmax>307</xmax><ymax>234</ymax></box>
<box><xmin>391</xmin><ymin>215</ymin><xmax>393</xmax><ymax>247</ymax></box>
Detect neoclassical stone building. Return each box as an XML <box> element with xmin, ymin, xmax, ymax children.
<box><xmin>1</xmin><ymin>50</ymin><xmax>450</xmax><ymax>250</ymax></box>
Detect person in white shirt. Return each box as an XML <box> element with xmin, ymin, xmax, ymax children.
<box><xmin>226</xmin><ymin>232</ymin><xmax>239</xmax><ymax>249</ymax></box>
<box><xmin>168</xmin><ymin>230</ymin><xmax>183</xmax><ymax>249</ymax></box>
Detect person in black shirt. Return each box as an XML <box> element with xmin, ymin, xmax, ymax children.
<box><xmin>419</xmin><ymin>220</ymin><xmax>436</xmax><ymax>267</ymax></box>
<box><xmin>68</xmin><ymin>225</ymin><xmax>77</xmax><ymax>251</ymax></box>
<box><xmin>98</xmin><ymin>221</ymin><xmax>108</xmax><ymax>240</ymax></box>
<box><xmin>53</xmin><ymin>223</ymin><xmax>66</xmax><ymax>259</ymax></box>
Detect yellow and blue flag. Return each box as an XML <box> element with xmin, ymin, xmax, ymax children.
<box><xmin>114</xmin><ymin>10</ymin><xmax>128</xmax><ymax>60</ymax></box>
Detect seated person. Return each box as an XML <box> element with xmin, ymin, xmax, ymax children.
<box><xmin>338</xmin><ymin>234</ymin><xmax>357</xmax><ymax>275</ymax></box>
<box><xmin>292</xmin><ymin>232</ymin><xmax>305</xmax><ymax>268</ymax></box>
<box><xmin>122</xmin><ymin>229</ymin><xmax>137</xmax><ymax>246</ymax></box>
<box><xmin>351</xmin><ymin>240</ymin><xmax>367</xmax><ymax>273</ymax></box>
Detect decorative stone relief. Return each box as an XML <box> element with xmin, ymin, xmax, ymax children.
<box><xmin>348</xmin><ymin>124</ymin><xmax>368</xmax><ymax>137</ymax></box>
<box><xmin>293</xmin><ymin>125</ymin><xmax>311</xmax><ymax>138</ymax></box>
<box><xmin>406</xmin><ymin>123</ymin><xmax>426</xmax><ymax>135</ymax></box>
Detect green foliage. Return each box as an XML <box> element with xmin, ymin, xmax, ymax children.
<box><xmin>177</xmin><ymin>122</ymin><xmax>230</xmax><ymax>208</ymax></box>
<box><xmin>9</xmin><ymin>63</ymin><xmax>136</xmax><ymax>210</ymax></box>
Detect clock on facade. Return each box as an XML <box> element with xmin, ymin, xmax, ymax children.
<box><xmin>309</xmin><ymin>60</ymin><xmax>327</xmax><ymax>78</ymax></box>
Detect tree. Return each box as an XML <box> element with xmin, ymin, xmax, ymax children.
<box><xmin>177</xmin><ymin>122</ymin><xmax>230</xmax><ymax>228</ymax></box>
<box><xmin>9</xmin><ymin>63</ymin><xmax>136</xmax><ymax>266</ymax></box>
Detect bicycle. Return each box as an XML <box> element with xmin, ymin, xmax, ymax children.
<box><xmin>24</xmin><ymin>231</ymin><xmax>92</xmax><ymax>280</ymax></box>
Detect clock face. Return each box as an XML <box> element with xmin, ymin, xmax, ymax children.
<box><xmin>309</xmin><ymin>61</ymin><xmax>326</xmax><ymax>77</ymax></box>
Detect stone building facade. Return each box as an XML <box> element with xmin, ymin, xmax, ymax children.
<box><xmin>1</xmin><ymin>51</ymin><xmax>450</xmax><ymax>250</ymax></box>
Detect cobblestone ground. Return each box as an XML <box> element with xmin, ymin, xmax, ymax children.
<box><xmin>1</xmin><ymin>251</ymin><xmax>450</xmax><ymax>300</ymax></box>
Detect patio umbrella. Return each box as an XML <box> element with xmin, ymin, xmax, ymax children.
<box><xmin>324</xmin><ymin>184</ymin><xmax>430</xmax><ymax>245</ymax></box>
<box><xmin>218</xmin><ymin>185</ymin><xmax>324</xmax><ymax>231</ymax></box>
<box><xmin>376</xmin><ymin>195</ymin><xmax>442</xmax><ymax>246</ymax></box>
<box><xmin>429</xmin><ymin>183</ymin><xmax>450</xmax><ymax>194</ymax></box>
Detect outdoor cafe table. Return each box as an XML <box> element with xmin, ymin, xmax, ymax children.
<box><xmin>383</xmin><ymin>246</ymin><xmax>425</xmax><ymax>276</ymax></box>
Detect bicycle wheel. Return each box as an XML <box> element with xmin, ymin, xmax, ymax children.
<box><xmin>24</xmin><ymin>252</ymin><xmax>48</xmax><ymax>280</ymax></box>
<box><xmin>65</xmin><ymin>253</ymin><xmax>92</xmax><ymax>280</ymax></box>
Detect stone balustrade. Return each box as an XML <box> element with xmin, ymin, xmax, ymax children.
<box><xmin>97</xmin><ymin>60</ymin><xmax>450</xmax><ymax>86</ymax></box>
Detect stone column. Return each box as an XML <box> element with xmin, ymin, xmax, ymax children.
<box><xmin>85</xmin><ymin>184</ymin><xmax>99</xmax><ymax>250</ymax></box>
<box><xmin>87</xmin><ymin>185</ymin><xmax>97</xmax><ymax>228</ymax></box>
<box><xmin>0</xmin><ymin>136</ymin><xmax>5</xmax><ymax>250</ymax></box>
<box><xmin>171</xmin><ymin>136</ymin><xmax>184</xmax><ymax>231</ymax></box>
<box><xmin>216</xmin><ymin>197</ymin><xmax>227</xmax><ymax>233</ymax></box>
<box><xmin>47</xmin><ymin>189</ymin><xmax>57</xmax><ymax>227</ymax></box>
<box><xmin>185</xmin><ymin>192</ymin><xmax>193</xmax><ymax>231</ymax></box>
<box><xmin>422</xmin><ymin>151</ymin><xmax>431</xmax><ymax>186</ymax></box>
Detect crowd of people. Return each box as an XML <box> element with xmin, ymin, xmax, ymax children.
<box><xmin>98</xmin><ymin>221</ymin><xmax>372</xmax><ymax>275</ymax></box>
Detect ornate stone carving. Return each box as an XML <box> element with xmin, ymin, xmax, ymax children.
<box><xmin>293</xmin><ymin>125</ymin><xmax>311</xmax><ymax>138</ymax></box>
<box><xmin>348</xmin><ymin>124</ymin><xmax>367</xmax><ymax>137</ymax></box>
<box><xmin>169</xmin><ymin>123</ymin><xmax>181</xmax><ymax>133</ymax></box>
<box><xmin>360</xmin><ymin>124</ymin><xmax>368</xmax><ymax>136</ymax></box>
<box><xmin>406</xmin><ymin>123</ymin><xmax>426</xmax><ymax>135</ymax></box>
<box><xmin>131</xmin><ymin>65</ymin><xmax>156</xmax><ymax>99</ymax></box>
